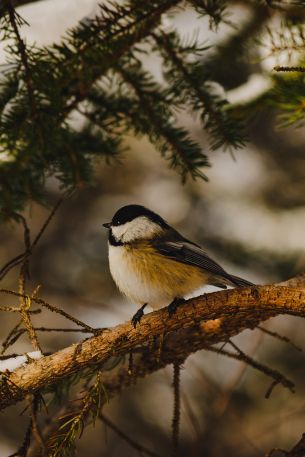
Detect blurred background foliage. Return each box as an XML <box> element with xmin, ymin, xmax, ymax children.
<box><xmin>1</xmin><ymin>0</ymin><xmax>305</xmax><ymax>456</ymax></box>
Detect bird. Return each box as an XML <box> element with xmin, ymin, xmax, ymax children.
<box><xmin>103</xmin><ymin>204</ymin><xmax>253</xmax><ymax>327</ymax></box>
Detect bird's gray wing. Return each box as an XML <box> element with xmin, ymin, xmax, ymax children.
<box><xmin>154</xmin><ymin>239</ymin><xmax>228</xmax><ymax>277</ymax></box>
<box><xmin>154</xmin><ymin>238</ymin><xmax>253</xmax><ymax>287</ymax></box>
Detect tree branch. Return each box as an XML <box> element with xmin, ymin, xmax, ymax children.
<box><xmin>1</xmin><ymin>285</ymin><xmax>305</xmax><ymax>412</ymax></box>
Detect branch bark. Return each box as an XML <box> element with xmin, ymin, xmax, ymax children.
<box><xmin>1</xmin><ymin>284</ymin><xmax>305</xmax><ymax>412</ymax></box>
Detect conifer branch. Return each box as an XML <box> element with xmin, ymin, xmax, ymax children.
<box><xmin>190</xmin><ymin>0</ymin><xmax>227</xmax><ymax>30</ymax></box>
<box><xmin>47</xmin><ymin>371</ymin><xmax>105</xmax><ymax>455</ymax></box>
<box><xmin>116</xmin><ymin>62</ymin><xmax>208</xmax><ymax>180</ymax></box>
<box><xmin>1</xmin><ymin>0</ymin><xmax>214</xmax><ymax>219</ymax></box>
<box><xmin>0</xmin><ymin>0</ymin><xmax>304</xmax><ymax>220</ymax></box>
<box><xmin>153</xmin><ymin>30</ymin><xmax>246</xmax><ymax>151</ymax></box>
<box><xmin>62</xmin><ymin>0</ymin><xmax>181</xmax><ymax>114</ymax></box>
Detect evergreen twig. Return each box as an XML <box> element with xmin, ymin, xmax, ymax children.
<box><xmin>153</xmin><ymin>30</ymin><xmax>246</xmax><ymax>151</ymax></box>
<box><xmin>48</xmin><ymin>371</ymin><xmax>106</xmax><ymax>456</ymax></box>
<box><xmin>116</xmin><ymin>61</ymin><xmax>209</xmax><ymax>181</ymax></box>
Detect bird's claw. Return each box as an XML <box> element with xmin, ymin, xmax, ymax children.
<box><xmin>131</xmin><ymin>310</ymin><xmax>143</xmax><ymax>328</ymax></box>
<box><xmin>167</xmin><ymin>298</ymin><xmax>185</xmax><ymax>317</ymax></box>
<box><xmin>131</xmin><ymin>304</ymin><xmax>147</xmax><ymax>328</ymax></box>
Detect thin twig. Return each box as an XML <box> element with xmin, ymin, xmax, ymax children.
<box><xmin>0</xmin><ymin>353</ymin><xmax>27</xmax><ymax>360</ymax></box>
<box><xmin>31</xmin><ymin>197</ymin><xmax>64</xmax><ymax>250</ymax></box>
<box><xmin>0</xmin><ymin>289</ymin><xmax>95</xmax><ymax>332</ymax></box>
<box><xmin>34</xmin><ymin>327</ymin><xmax>94</xmax><ymax>333</ymax></box>
<box><xmin>1</xmin><ymin>320</ymin><xmax>23</xmax><ymax>354</ymax></box>
<box><xmin>1</xmin><ymin>325</ymin><xmax>93</xmax><ymax>355</ymax></box>
<box><xmin>257</xmin><ymin>325</ymin><xmax>302</xmax><ymax>352</ymax></box>
<box><xmin>30</xmin><ymin>394</ymin><xmax>47</xmax><ymax>456</ymax></box>
<box><xmin>171</xmin><ymin>362</ymin><xmax>181</xmax><ymax>457</ymax></box>
<box><xmin>99</xmin><ymin>412</ymin><xmax>162</xmax><ymax>457</ymax></box>
<box><xmin>228</xmin><ymin>340</ymin><xmax>295</xmax><ymax>396</ymax></box>
<box><xmin>5</xmin><ymin>326</ymin><xmax>94</xmax><ymax>338</ymax></box>
<box><xmin>206</xmin><ymin>341</ymin><xmax>295</xmax><ymax>396</ymax></box>
<box><xmin>0</xmin><ymin>196</ymin><xmax>64</xmax><ymax>281</ymax></box>
<box><xmin>15</xmin><ymin>214</ymin><xmax>41</xmax><ymax>352</ymax></box>
<box><xmin>274</xmin><ymin>65</ymin><xmax>305</xmax><ymax>72</ymax></box>
<box><xmin>0</xmin><ymin>306</ymin><xmax>41</xmax><ymax>313</ymax></box>
<box><xmin>6</xmin><ymin>0</ymin><xmax>37</xmax><ymax>117</ymax></box>
<box><xmin>8</xmin><ymin>418</ymin><xmax>32</xmax><ymax>457</ymax></box>
<box><xmin>19</xmin><ymin>279</ymin><xmax>41</xmax><ymax>350</ymax></box>
<box><xmin>0</xmin><ymin>253</ymin><xmax>24</xmax><ymax>280</ymax></box>
<box><xmin>213</xmin><ymin>331</ymin><xmax>264</xmax><ymax>417</ymax></box>
<box><xmin>17</xmin><ymin>213</ymin><xmax>31</xmax><ymax>278</ymax></box>
<box><xmin>0</xmin><ymin>198</ymin><xmax>64</xmax><ymax>353</ymax></box>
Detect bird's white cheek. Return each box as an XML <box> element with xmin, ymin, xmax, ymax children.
<box><xmin>110</xmin><ymin>225</ymin><xmax>127</xmax><ymax>241</ymax></box>
<box><xmin>111</xmin><ymin>217</ymin><xmax>162</xmax><ymax>243</ymax></box>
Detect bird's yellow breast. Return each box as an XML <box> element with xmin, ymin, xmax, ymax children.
<box><xmin>109</xmin><ymin>241</ymin><xmax>209</xmax><ymax>309</ymax></box>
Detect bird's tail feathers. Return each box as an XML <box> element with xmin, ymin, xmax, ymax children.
<box><xmin>228</xmin><ymin>274</ymin><xmax>254</xmax><ymax>287</ymax></box>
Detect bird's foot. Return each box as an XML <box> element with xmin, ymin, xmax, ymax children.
<box><xmin>131</xmin><ymin>304</ymin><xmax>147</xmax><ymax>328</ymax></box>
<box><xmin>167</xmin><ymin>298</ymin><xmax>185</xmax><ymax>317</ymax></box>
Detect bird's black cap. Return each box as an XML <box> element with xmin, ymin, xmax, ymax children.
<box><xmin>110</xmin><ymin>204</ymin><xmax>169</xmax><ymax>228</ymax></box>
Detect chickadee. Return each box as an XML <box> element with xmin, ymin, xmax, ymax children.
<box><xmin>103</xmin><ymin>205</ymin><xmax>253</xmax><ymax>327</ymax></box>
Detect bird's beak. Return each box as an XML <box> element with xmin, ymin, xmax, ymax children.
<box><xmin>103</xmin><ymin>222</ymin><xmax>111</xmax><ymax>229</ymax></box>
